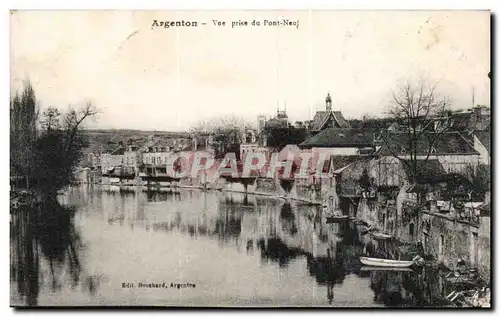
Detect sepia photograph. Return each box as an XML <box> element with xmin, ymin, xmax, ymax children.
<box><xmin>9</xmin><ymin>9</ymin><xmax>491</xmax><ymax>308</ymax></box>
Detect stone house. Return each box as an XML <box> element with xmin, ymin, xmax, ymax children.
<box><xmin>380</xmin><ymin>131</ymin><xmax>481</xmax><ymax>174</ymax></box>
<box><xmin>300</xmin><ymin>128</ymin><xmax>376</xmax><ymax>156</ymax></box>
<box><xmin>100</xmin><ymin>151</ymin><xmax>125</xmax><ymax>176</ymax></box>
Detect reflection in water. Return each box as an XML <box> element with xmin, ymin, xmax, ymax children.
<box><xmin>11</xmin><ymin>186</ymin><xmax>446</xmax><ymax>307</ymax></box>
<box><xmin>280</xmin><ymin>203</ymin><xmax>298</xmax><ymax>236</ymax></box>
<box><xmin>10</xmin><ymin>195</ymin><xmax>97</xmax><ymax>306</ymax></box>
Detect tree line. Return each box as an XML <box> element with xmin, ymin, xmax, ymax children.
<box><xmin>10</xmin><ymin>81</ymin><xmax>98</xmax><ymax>196</ymax></box>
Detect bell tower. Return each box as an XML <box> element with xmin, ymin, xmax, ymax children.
<box><xmin>325</xmin><ymin>93</ymin><xmax>332</xmax><ymax>112</ymax></box>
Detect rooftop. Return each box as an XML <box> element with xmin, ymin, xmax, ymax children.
<box><xmin>309</xmin><ymin>110</ymin><xmax>350</xmax><ymax>131</ymax></box>
<box><xmin>380</xmin><ymin>131</ymin><xmax>478</xmax><ymax>155</ymax></box>
<box><xmin>401</xmin><ymin>159</ymin><xmax>446</xmax><ymax>184</ymax></box>
<box><xmin>330</xmin><ymin>155</ymin><xmax>372</xmax><ymax>172</ymax></box>
<box><xmin>300</xmin><ymin>128</ymin><xmax>375</xmax><ymax>149</ymax></box>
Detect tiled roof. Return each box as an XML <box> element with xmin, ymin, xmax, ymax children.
<box><xmin>447</xmin><ymin>110</ymin><xmax>490</xmax><ymax>131</ymax></box>
<box><xmin>310</xmin><ymin>111</ymin><xmax>330</xmax><ymax>131</ymax></box>
<box><xmin>142</xmin><ymin>137</ymin><xmax>191</xmax><ymax>152</ymax></box>
<box><xmin>332</xmin><ymin>111</ymin><xmax>350</xmax><ymax>128</ymax></box>
<box><xmin>401</xmin><ymin>159</ymin><xmax>446</xmax><ymax>184</ymax></box>
<box><xmin>449</xmin><ymin>112</ymin><xmax>473</xmax><ymax>130</ymax></box>
<box><xmin>330</xmin><ymin>155</ymin><xmax>370</xmax><ymax>172</ymax></box>
<box><xmin>300</xmin><ymin>128</ymin><xmax>375</xmax><ymax>148</ymax></box>
<box><xmin>108</xmin><ymin>146</ymin><xmax>125</xmax><ymax>155</ymax></box>
<box><xmin>380</xmin><ymin>131</ymin><xmax>477</xmax><ymax>155</ymax></box>
<box><xmin>309</xmin><ymin>111</ymin><xmax>351</xmax><ymax>131</ymax></box>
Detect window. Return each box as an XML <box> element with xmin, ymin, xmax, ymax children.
<box><xmin>409</xmin><ymin>223</ymin><xmax>414</xmax><ymax>236</ymax></box>
<box><xmin>152</xmin><ymin>157</ymin><xmax>156</xmax><ymax>164</ymax></box>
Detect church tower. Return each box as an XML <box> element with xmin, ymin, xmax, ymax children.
<box><xmin>325</xmin><ymin>93</ymin><xmax>332</xmax><ymax>112</ymax></box>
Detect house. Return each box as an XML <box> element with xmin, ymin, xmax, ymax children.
<box><xmin>260</xmin><ymin>108</ymin><xmax>291</xmax><ymax>148</ymax></box>
<box><xmin>331</xmin><ymin>156</ymin><xmax>374</xmax><ymax>197</ymax></box>
<box><xmin>380</xmin><ymin>131</ymin><xmax>481</xmax><ymax>174</ymax></box>
<box><xmin>123</xmin><ymin>145</ymin><xmax>140</xmax><ymax>176</ymax></box>
<box><xmin>240</xmin><ymin>128</ymin><xmax>261</xmax><ymax>159</ymax></box>
<box><xmin>462</xmin><ymin>105</ymin><xmax>490</xmax><ymax>131</ymax></box>
<box><xmin>308</xmin><ymin>93</ymin><xmax>350</xmax><ymax>135</ymax></box>
<box><xmin>142</xmin><ymin>150</ymin><xmax>172</xmax><ymax>177</ymax></box>
<box><xmin>80</xmin><ymin>152</ymin><xmax>100</xmax><ymax>169</ymax></box>
<box><xmin>299</xmin><ymin>128</ymin><xmax>376</xmax><ymax>156</ymax></box>
<box><xmin>100</xmin><ymin>146</ymin><xmax>125</xmax><ymax>176</ymax></box>
<box><xmin>407</xmin><ymin>105</ymin><xmax>490</xmax><ymax>133</ymax></box>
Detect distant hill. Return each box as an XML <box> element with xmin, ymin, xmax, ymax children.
<box><xmin>82</xmin><ymin>129</ymin><xmax>191</xmax><ymax>154</ymax></box>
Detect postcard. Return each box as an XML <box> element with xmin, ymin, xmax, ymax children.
<box><xmin>10</xmin><ymin>10</ymin><xmax>491</xmax><ymax>308</ymax></box>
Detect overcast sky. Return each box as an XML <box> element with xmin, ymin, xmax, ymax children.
<box><xmin>10</xmin><ymin>10</ymin><xmax>490</xmax><ymax>131</ymax></box>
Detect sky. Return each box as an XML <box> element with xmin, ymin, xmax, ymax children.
<box><xmin>10</xmin><ymin>10</ymin><xmax>490</xmax><ymax>131</ymax></box>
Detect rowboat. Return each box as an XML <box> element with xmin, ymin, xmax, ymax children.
<box><xmin>371</xmin><ymin>232</ymin><xmax>393</xmax><ymax>240</ymax></box>
<box><xmin>360</xmin><ymin>266</ymin><xmax>414</xmax><ymax>272</ymax></box>
<box><xmin>359</xmin><ymin>256</ymin><xmax>414</xmax><ymax>268</ymax></box>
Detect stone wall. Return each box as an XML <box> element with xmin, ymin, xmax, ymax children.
<box><xmin>254</xmin><ymin>178</ymin><xmax>278</xmax><ymax>195</ymax></box>
<box><xmin>222</xmin><ymin>178</ymin><xmax>257</xmax><ymax>193</ymax></box>
<box><xmin>356</xmin><ymin>198</ymin><xmax>380</xmax><ymax>228</ymax></box>
<box><xmin>395</xmin><ymin>187</ymin><xmax>419</xmax><ymax>244</ymax></box>
<box><xmin>421</xmin><ymin>211</ymin><xmax>477</xmax><ymax>269</ymax></box>
<box><xmin>477</xmin><ymin>216</ymin><xmax>491</xmax><ymax>281</ymax></box>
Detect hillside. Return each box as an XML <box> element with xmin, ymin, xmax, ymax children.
<box><xmin>82</xmin><ymin>129</ymin><xmax>191</xmax><ymax>153</ymax></box>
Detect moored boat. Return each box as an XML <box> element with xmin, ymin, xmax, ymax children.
<box><xmin>360</xmin><ymin>266</ymin><xmax>414</xmax><ymax>272</ymax></box>
<box><xmin>360</xmin><ymin>256</ymin><xmax>414</xmax><ymax>268</ymax></box>
<box><xmin>371</xmin><ymin>232</ymin><xmax>393</xmax><ymax>240</ymax></box>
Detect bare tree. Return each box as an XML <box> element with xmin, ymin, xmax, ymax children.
<box><xmin>380</xmin><ymin>78</ymin><xmax>451</xmax><ymax>184</ymax></box>
<box><xmin>190</xmin><ymin>115</ymin><xmax>253</xmax><ymax>158</ymax></box>
<box><xmin>378</xmin><ymin>78</ymin><xmax>452</xmax><ymax>242</ymax></box>
<box><xmin>62</xmin><ymin>101</ymin><xmax>99</xmax><ymax>153</ymax></box>
<box><xmin>190</xmin><ymin>115</ymin><xmax>252</xmax><ymax>135</ymax></box>
<box><xmin>33</xmin><ymin>100</ymin><xmax>99</xmax><ymax>194</ymax></box>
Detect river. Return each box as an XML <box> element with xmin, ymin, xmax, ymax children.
<box><xmin>10</xmin><ymin>185</ymin><xmax>448</xmax><ymax>307</ymax></box>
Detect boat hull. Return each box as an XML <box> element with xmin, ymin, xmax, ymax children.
<box><xmin>360</xmin><ymin>256</ymin><xmax>414</xmax><ymax>268</ymax></box>
<box><xmin>371</xmin><ymin>232</ymin><xmax>393</xmax><ymax>240</ymax></box>
<box><xmin>360</xmin><ymin>266</ymin><xmax>414</xmax><ymax>272</ymax></box>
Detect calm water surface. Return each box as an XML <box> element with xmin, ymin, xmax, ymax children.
<box><xmin>10</xmin><ymin>186</ymin><xmax>445</xmax><ymax>307</ymax></box>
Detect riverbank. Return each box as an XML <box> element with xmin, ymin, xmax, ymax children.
<box><xmin>95</xmin><ymin>181</ymin><xmax>323</xmax><ymax>206</ymax></box>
